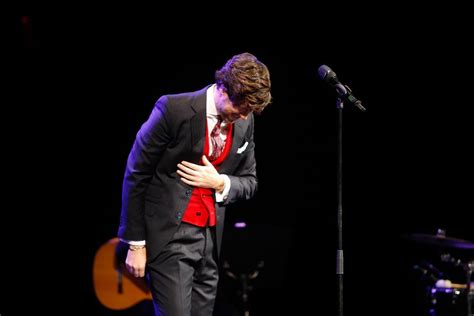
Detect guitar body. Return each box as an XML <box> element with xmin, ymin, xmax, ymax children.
<box><xmin>93</xmin><ymin>238</ymin><xmax>152</xmax><ymax>310</ymax></box>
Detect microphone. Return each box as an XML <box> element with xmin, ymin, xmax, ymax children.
<box><xmin>318</xmin><ymin>65</ymin><xmax>366</xmax><ymax>111</ymax></box>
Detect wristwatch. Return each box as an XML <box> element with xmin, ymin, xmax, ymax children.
<box><xmin>129</xmin><ymin>244</ymin><xmax>146</xmax><ymax>251</ymax></box>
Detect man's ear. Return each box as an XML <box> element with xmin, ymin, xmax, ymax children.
<box><xmin>217</xmin><ymin>85</ymin><xmax>228</xmax><ymax>96</ymax></box>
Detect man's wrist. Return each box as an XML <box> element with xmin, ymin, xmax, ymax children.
<box><xmin>215</xmin><ymin>175</ymin><xmax>225</xmax><ymax>192</ymax></box>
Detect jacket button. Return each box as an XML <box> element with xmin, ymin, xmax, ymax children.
<box><xmin>185</xmin><ymin>189</ymin><xmax>192</xmax><ymax>196</ymax></box>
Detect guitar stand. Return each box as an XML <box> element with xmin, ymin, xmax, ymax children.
<box><xmin>223</xmin><ymin>260</ymin><xmax>264</xmax><ymax>316</ymax></box>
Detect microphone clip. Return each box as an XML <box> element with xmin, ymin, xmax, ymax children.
<box><xmin>335</xmin><ymin>84</ymin><xmax>366</xmax><ymax>112</ymax></box>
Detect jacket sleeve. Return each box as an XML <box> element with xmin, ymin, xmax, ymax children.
<box><xmin>118</xmin><ymin>96</ymin><xmax>171</xmax><ymax>241</ymax></box>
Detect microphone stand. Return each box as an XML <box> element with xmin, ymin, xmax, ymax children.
<box><xmin>335</xmin><ymin>93</ymin><xmax>365</xmax><ymax>316</ymax></box>
<box><xmin>336</xmin><ymin>97</ymin><xmax>344</xmax><ymax>316</ymax></box>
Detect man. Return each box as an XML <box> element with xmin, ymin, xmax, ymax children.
<box><xmin>118</xmin><ymin>52</ymin><xmax>271</xmax><ymax>315</ymax></box>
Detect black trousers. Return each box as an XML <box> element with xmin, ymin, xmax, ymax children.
<box><xmin>147</xmin><ymin>222</ymin><xmax>219</xmax><ymax>316</ymax></box>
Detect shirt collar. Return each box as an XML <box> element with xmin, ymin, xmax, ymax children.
<box><xmin>206</xmin><ymin>84</ymin><xmax>218</xmax><ymax>117</ymax></box>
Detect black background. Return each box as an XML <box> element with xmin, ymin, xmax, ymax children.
<box><xmin>4</xmin><ymin>6</ymin><xmax>474</xmax><ymax>316</ymax></box>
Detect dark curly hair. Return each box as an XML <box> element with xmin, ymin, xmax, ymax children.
<box><xmin>215</xmin><ymin>52</ymin><xmax>271</xmax><ymax>114</ymax></box>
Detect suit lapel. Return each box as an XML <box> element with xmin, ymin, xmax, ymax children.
<box><xmin>189</xmin><ymin>88</ymin><xmax>207</xmax><ymax>163</ymax></box>
<box><xmin>218</xmin><ymin>117</ymin><xmax>249</xmax><ymax>173</ymax></box>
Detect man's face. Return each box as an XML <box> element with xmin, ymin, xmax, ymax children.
<box><xmin>215</xmin><ymin>86</ymin><xmax>252</xmax><ymax>123</ymax></box>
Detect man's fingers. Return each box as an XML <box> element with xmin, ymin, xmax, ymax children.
<box><xmin>180</xmin><ymin>176</ymin><xmax>197</xmax><ymax>186</ymax></box>
<box><xmin>136</xmin><ymin>269</ymin><xmax>145</xmax><ymax>278</ymax></box>
<box><xmin>202</xmin><ymin>155</ymin><xmax>211</xmax><ymax>166</ymax></box>
<box><xmin>177</xmin><ymin>170</ymin><xmax>198</xmax><ymax>181</ymax></box>
<box><xmin>177</xmin><ymin>163</ymin><xmax>199</xmax><ymax>175</ymax></box>
<box><xmin>127</xmin><ymin>265</ymin><xmax>145</xmax><ymax>278</ymax></box>
<box><xmin>180</xmin><ymin>160</ymin><xmax>200</xmax><ymax>170</ymax></box>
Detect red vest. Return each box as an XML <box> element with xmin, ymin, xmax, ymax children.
<box><xmin>181</xmin><ymin>122</ymin><xmax>233</xmax><ymax>227</ymax></box>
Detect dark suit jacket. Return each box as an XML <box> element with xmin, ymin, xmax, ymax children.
<box><xmin>118</xmin><ymin>86</ymin><xmax>258</xmax><ymax>261</ymax></box>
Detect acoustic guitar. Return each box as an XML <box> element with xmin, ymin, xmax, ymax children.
<box><xmin>93</xmin><ymin>237</ymin><xmax>152</xmax><ymax>310</ymax></box>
